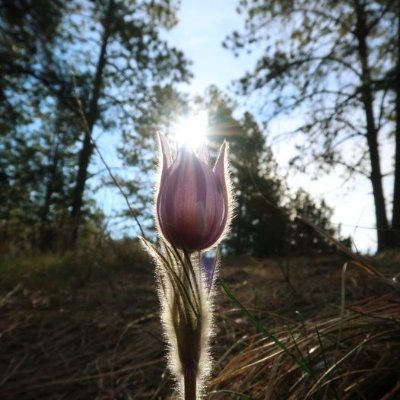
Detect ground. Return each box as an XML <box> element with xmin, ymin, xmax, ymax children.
<box><xmin>0</xmin><ymin>243</ymin><xmax>399</xmax><ymax>399</ymax></box>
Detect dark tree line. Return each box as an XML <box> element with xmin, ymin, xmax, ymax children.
<box><xmin>0</xmin><ymin>0</ymin><xmax>190</xmax><ymax>250</ymax></box>
<box><xmin>0</xmin><ymin>0</ymin><xmax>347</xmax><ymax>256</ymax></box>
<box><xmin>225</xmin><ymin>0</ymin><xmax>400</xmax><ymax>251</ymax></box>
<box><xmin>203</xmin><ymin>88</ymin><xmax>339</xmax><ymax>256</ymax></box>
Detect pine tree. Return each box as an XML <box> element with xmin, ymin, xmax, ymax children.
<box><xmin>225</xmin><ymin>0</ymin><xmax>400</xmax><ymax>251</ymax></box>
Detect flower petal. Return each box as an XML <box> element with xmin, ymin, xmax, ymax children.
<box><xmin>158</xmin><ymin>133</ymin><xmax>172</xmax><ymax>172</ymax></box>
<box><xmin>196</xmin><ymin>144</ymin><xmax>210</xmax><ymax>165</ymax></box>
<box><xmin>201</xmin><ymin>254</ymin><xmax>218</xmax><ymax>290</ymax></box>
<box><xmin>213</xmin><ymin>141</ymin><xmax>227</xmax><ymax>193</ymax></box>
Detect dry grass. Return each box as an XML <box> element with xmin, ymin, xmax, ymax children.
<box><xmin>207</xmin><ymin>254</ymin><xmax>400</xmax><ymax>400</ymax></box>
<box><xmin>209</xmin><ymin>291</ymin><xmax>400</xmax><ymax>399</ymax></box>
<box><xmin>0</xmin><ymin>246</ymin><xmax>399</xmax><ymax>399</ymax></box>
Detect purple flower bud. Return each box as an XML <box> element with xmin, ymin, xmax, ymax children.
<box><xmin>156</xmin><ymin>135</ymin><xmax>229</xmax><ymax>252</ymax></box>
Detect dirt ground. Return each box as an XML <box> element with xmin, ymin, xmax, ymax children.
<box><xmin>0</xmin><ymin>250</ymin><xmax>398</xmax><ymax>399</ymax></box>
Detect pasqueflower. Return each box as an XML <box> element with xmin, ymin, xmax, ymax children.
<box><xmin>156</xmin><ymin>135</ymin><xmax>229</xmax><ymax>252</ymax></box>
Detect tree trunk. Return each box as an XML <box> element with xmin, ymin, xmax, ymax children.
<box><xmin>392</xmin><ymin>5</ymin><xmax>400</xmax><ymax>247</ymax></box>
<box><xmin>39</xmin><ymin>140</ymin><xmax>60</xmax><ymax>250</ymax></box>
<box><xmin>354</xmin><ymin>0</ymin><xmax>390</xmax><ymax>252</ymax></box>
<box><xmin>68</xmin><ymin>0</ymin><xmax>114</xmax><ymax>248</ymax></box>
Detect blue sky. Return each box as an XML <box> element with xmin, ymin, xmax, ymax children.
<box><xmin>167</xmin><ymin>0</ymin><xmax>257</xmax><ymax>93</ymax></box>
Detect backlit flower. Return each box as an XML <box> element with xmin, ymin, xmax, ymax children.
<box><xmin>156</xmin><ymin>135</ymin><xmax>229</xmax><ymax>252</ymax></box>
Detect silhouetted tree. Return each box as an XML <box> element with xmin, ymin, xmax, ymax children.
<box><xmin>225</xmin><ymin>0</ymin><xmax>400</xmax><ymax>251</ymax></box>
<box><xmin>204</xmin><ymin>88</ymin><xmax>338</xmax><ymax>256</ymax></box>
<box><xmin>0</xmin><ymin>0</ymin><xmax>190</xmax><ymax>249</ymax></box>
<box><xmin>65</xmin><ymin>0</ymin><xmax>190</xmax><ymax>247</ymax></box>
<box><xmin>0</xmin><ymin>0</ymin><xmax>77</xmax><ymax>248</ymax></box>
<box><xmin>287</xmin><ymin>189</ymin><xmax>337</xmax><ymax>254</ymax></box>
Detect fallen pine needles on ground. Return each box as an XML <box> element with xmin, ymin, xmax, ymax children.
<box><xmin>0</xmin><ymin>248</ymin><xmax>399</xmax><ymax>399</ymax></box>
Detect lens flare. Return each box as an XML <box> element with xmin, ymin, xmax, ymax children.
<box><xmin>173</xmin><ymin>111</ymin><xmax>208</xmax><ymax>149</ymax></box>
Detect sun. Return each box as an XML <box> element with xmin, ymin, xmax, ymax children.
<box><xmin>173</xmin><ymin>111</ymin><xmax>208</xmax><ymax>149</ymax></box>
